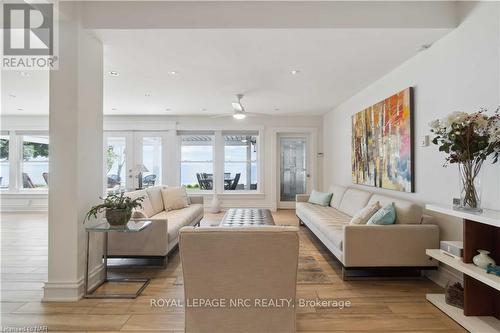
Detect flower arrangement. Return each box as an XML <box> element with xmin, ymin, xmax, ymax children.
<box><xmin>429</xmin><ymin>108</ymin><xmax>500</xmax><ymax>211</ymax></box>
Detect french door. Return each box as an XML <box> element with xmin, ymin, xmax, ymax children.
<box><xmin>104</xmin><ymin>132</ymin><xmax>166</xmax><ymax>193</ymax></box>
<box><xmin>278</xmin><ymin>134</ymin><xmax>311</xmax><ymax>209</ymax></box>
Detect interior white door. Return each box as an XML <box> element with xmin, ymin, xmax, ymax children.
<box><xmin>278</xmin><ymin>134</ymin><xmax>310</xmax><ymax>209</ymax></box>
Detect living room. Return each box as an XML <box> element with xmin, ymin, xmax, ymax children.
<box><xmin>1</xmin><ymin>1</ymin><xmax>499</xmax><ymax>332</ymax></box>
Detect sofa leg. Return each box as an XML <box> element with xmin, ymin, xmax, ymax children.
<box><xmin>162</xmin><ymin>256</ymin><xmax>168</xmax><ymax>268</ymax></box>
<box><xmin>298</xmin><ymin>219</ymin><xmax>304</xmax><ymax>226</ymax></box>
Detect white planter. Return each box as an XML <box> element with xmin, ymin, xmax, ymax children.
<box><xmin>210</xmin><ymin>194</ymin><xmax>221</xmax><ymax>214</ymax></box>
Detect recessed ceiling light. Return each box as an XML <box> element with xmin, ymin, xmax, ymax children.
<box><xmin>145</xmin><ymin>93</ymin><xmax>151</xmax><ymax>97</ymax></box>
<box><xmin>109</xmin><ymin>71</ymin><xmax>120</xmax><ymax>76</ymax></box>
<box><xmin>290</xmin><ymin>69</ymin><xmax>300</xmax><ymax>75</ymax></box>
<box><xmin>168</xmin><ymin>71</ymin><xmax>179</xmax><ymax>76</ymax></box>
<box><xmin>9</xmin><ymin>94</ymin><xmax>16</xmax><ymax>98</ymax></box>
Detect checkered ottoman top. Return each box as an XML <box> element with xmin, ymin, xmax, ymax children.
<box><xmin>219</xmin><ymin>208</ymin><xmax>275</xmax><ymax>226</ymax></box>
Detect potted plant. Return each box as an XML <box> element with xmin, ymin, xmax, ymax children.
<box><xmin>85</xmin><ymin>193</ymin><xmax>144</xmax><ymax>226</ymax></box>
<box><xmin>429</xmin><ymin>108</ymin><xmax>500</xmax><ymax>211</ymax></box>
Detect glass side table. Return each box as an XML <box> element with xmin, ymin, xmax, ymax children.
<box><xmin>84</xmin><ymin>220</ymin><xmax>152</xmax><ymax>299</ymax></box>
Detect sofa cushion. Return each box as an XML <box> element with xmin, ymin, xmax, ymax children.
<box><xmin>350</xmin><ymin>201</ymin><xmax>380</xmax><ymax>225</ymax></box>
<box><xmin>367</xmin><ymin>194</ymin><xmax>422</xmax><ymax>224</ymax></box>
<box><xmin>161</xmin><ymin>186</ymin><xmax>189</xmax><ymax>211</ymax></box>
<box><xmin>146</xmin><ymin>186</ymin><xmax>165</xmax><ymax>215</ymax></box>
<box><xmin>308</xmin><ymin>190</ymin><xmax>333</xmax><ymax>206</ymax></box>
<box><xmin>337</xmin><ymin>188</ymin><xmax>372</xmax><ymax>216</ymax></box>
<box><xmin>125</xmin><ymin>189</ymin><xmax>154</xmax><ymax>218</ymax></box>
<box><xmin>296</xmin><ymin>202</ymin><xmax>350</xmax><ymax>226</ymax></box>
<box><xmin>328</xmin><ymin>185</ymin><xmax>347</xmax><ymax>209</ymax></box>
<box><xmin>367</xmin><ymin>203</ymin><xmax>396</xmax><ymax>225</ymax></box>
<box><xmin>153</xmin><ymin>204</ymin><xmax>204</xmax><ymax>242</ymax></box>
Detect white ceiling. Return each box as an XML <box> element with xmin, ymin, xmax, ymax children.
<box><xmin>1</xmin><ymin>28</ymin><xmax>451</xmax><ymax>116</ymax></box>
<box><xmin>100</xmin><ymin>28</ymin><xmax>450</xmax><ymax>116</ymax></box>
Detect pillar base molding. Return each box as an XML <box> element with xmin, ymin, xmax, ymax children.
<box><xmin>43</xmin><ymin>264</ymin><xmax>104</xmax><ymax>302</ymax></box>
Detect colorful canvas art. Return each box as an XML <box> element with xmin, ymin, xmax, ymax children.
<box><xmin>351</xmin><ymin>88</ymin><xmax>414</xmax><ymax>192</ymax></box>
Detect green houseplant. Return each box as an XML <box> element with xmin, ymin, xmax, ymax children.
<box><xmin>85</xmin><ymin>193</ymin><xmax>144</xmax><ymax>226</ymax></box>
<box><xmin>429</xmin><ymin>108</ymin><xmax>500</xmax><ymax>211</ymax></box>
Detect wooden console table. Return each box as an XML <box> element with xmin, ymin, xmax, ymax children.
<box><xmin>425</xmin><ymin>204</ymin><xmax>500</xmax><ymax>333</ymax></box>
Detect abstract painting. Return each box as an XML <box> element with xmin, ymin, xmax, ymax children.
<box><xmin>351</xmin><ymin>87</ymin><xmax>414</xmax><ymax>192</ymax></box>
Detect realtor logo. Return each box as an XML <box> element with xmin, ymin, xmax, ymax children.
<box><xmin>2</xmin><ymin>2</ymin><xmax>58</xmax><ymax>69</ymax></box>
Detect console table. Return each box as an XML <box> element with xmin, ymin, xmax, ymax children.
<box><xmin>425</xmin><ymin>204</ymin><xmax>500</xmax><ymax>333</ymax></box>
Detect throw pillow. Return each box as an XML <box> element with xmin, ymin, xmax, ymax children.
<box><xmin>308</xmin><ymin>190</ymin><xmax>333</xmax><ymax>207</ymax></box>
<box><xmin>350</xmin><ymin>201</ymin><xmax>380</xmax><ymax>224</ymax></box>
<box><xmin>367</xmin><ymin>203</ymin><xmax>397</xmax><ymax>225</ymax></box>
<box><xmin>161</xmin><ymin>186</ymin><xmax>189</xmax><ymax>211</ymax></box>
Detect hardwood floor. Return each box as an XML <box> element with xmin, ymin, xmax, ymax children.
<box><xmin>0</xmin><ymin>210</ymin><xmax>465</xmax><ymax>332</ymax></box>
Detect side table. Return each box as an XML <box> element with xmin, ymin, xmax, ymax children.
<box><xmin>84</xmin><ymin>220</ymin><xmax>152</xmax><ymax>299</ymax></box>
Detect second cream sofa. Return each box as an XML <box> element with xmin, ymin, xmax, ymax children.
<box><xmin>296</xmin><ymin>185</ymin><xmax>439</xmax><ymax>277</ymax></box>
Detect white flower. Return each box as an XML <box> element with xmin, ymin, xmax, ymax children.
<box><xmin>444</xmin><ymin>111</ymin><xmax>468</xmax><ymax>127</ymax></box>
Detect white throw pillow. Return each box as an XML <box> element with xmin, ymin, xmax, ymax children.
<box><xmin>161</xmin><ymin>186</ymin><xmax>189</xmax><ymax>211</ymax></box>
<box><xmin>350</xmin><ymin>201</ymin><xmax>381</xmax><ymax>225</ymax></box>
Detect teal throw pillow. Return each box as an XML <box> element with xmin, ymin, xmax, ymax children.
<box><xmin>308</xmin><ymin>190</ymin><xmax>333</xmax><ymax>207</ymax></box>
<box><xmin>367</xmin><ymin>203</ymin><xmax>396</xmax><ymax>225</ymax></box>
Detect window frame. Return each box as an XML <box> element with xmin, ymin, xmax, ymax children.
<box><xmin>178</xmin><ymin>130</ymin><xmax>262</xmax><ymax>195</ymax></box>
<box><xmin>223</xmin><ymin>132</ymin><xmax>259</xmax><ymax>192</ymax></box>
<box><xmin>0</xmin><ymin>131</ymin><xmax>50</xmax><ymax>193</ymax></box>
<box><xmin>179</xmin><ymin>133</ymin><xmax>215</xmax><ymax>193</ymax></box>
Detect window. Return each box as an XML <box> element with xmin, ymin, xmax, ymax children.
<box><xmin>224</xmin><ymin>134</ymin><xmax>258</xmax><ymax>191</ymax></box>
<box><xmin>0</xmin><ymin>134</ymin><xmax>9</xmax><ymax>189</ymax></box>
<box><xmin>142</xmin><ymin>137</ymin><xmax>162</xmax><ymax>188</ymax></box>
<box><xmin>106</xmin><ymin>137</ymin><xmax>127</xmax><ymax>191</ymax></box>
<box><xmin>180</xmin><ymin>135</ymin><xmax>214</xmax><ymax>190</ymax></box>
<box><xmin>22</xmin><ymin>135</ymin><xmax>49</xmax><ymax>189</ymax></box>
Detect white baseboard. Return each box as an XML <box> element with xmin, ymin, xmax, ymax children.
<box><xmin>43</xmin><ymin>263</ymin><xmax>104</xmax><ymax>302</ymax></box>
<box><xmin>425</xmin><ymin>263</ymin><xmax>464</xmax><ymax>288</ymax></box>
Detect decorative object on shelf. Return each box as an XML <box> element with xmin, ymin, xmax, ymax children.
<box><xmin>85</xmin><ymin>193</ymin><xmax>144</xmax><ymax>226</ymax></box>
<box><xmin>352</xmin><ymin>87</ymin><xmax>414</xmax><ymax>193</ymax></box>
<box><xmin>444</xmin><ymin>281</ymin><xmax>464</xmax><ymax>309</ymax></box>
<box><xmin>486</xmin><ymin>264</ymin><xmax>500</xmax><ymax>276</ymax></box>
<box><xmin>472</xmin><ymin>249</ymin><xmax>496</xmax><ymax>269</ymax></box>
<box><xmin>210</xmin><ymin>194</ymin><xmax>221</xmax><ymax>214</ymax></box>
<box><xmin>135</xmin><ymin>164</ymin><xmax>149</xmax><ymax>190</ymax></box>
<box><xmin>429</xmin><ymin>108</ymin><xmax>500</xmax><ymax>212</ymax></box>
<box><xmin>440</xmin><ymin>240</ymin><xmax>463</xmax><ymax>259</ymax></box>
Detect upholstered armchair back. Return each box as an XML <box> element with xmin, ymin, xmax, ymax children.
<box><xmin>179</xmin><ymin>226</ymin><xmax>300</xmax><ymax>333</ymax></box>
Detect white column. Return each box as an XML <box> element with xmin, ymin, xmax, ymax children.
<box><xmin>44</xmin><ymin>2</ymin><xmax>103</xmax><ymax>301</ymax></box>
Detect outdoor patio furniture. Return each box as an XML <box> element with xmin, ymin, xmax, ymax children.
<box><xmin>42</xmin><ymin>172</ymin><xmax>49</xmax><ymax>185</ymax></box>
<box><xmin>107</xmin><ymin>174</ymin><xmax>121</xmax><ymax>188</ymax></box>
<box><xmin>229</xmin><ymin>173</ymin><xmax>241</xmax><ymax>190</ymax></box>
<box><xmin>143</xmin><ymin>174</ymin><xmax>157</xmax><ymax>187</ymax></box>
<box><xmin>22</xmin><ymin>173</ymin><xmax>35</xmax><ymax>188</ymax></box>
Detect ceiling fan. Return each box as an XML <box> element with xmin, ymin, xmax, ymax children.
<box><xmin>212</xmin><ymin>94</ymin><xmax>264</xmax><ymax>119</ymax></box>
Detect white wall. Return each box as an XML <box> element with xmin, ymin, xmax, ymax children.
<box><xmin>323</xmin><ymin>2</ymin><xmax>499</xmax><ymax>246</ymax></box>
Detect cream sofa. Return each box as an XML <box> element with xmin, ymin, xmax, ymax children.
<box><xmin>179</xmin><ymin>226</ymin><xmax>299</xmax><ymax>333</ymax></box>
<box><xmin>108</xmin><ymin>185</ymin><xmax>204</xmax><ymax>265</ymax></box>
<box><xmin>296</xmin><ymin>185</ymin><xmax>439</xmax><ymax>277</ymax></box>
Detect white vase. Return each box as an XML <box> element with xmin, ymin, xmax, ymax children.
<box><xmin>210</xmin><ymin>194</ymin><xmax>221</xmax><ymax>214</ymax></box>
<box><xmin>472</xmin><ymin>250</ymin><xmax>496</xmax><ymax>269</ymax></box>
